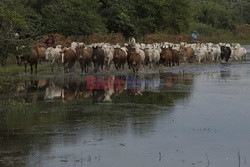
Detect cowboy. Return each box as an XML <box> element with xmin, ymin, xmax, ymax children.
<box><xmin>128</xmin><ymin>36</ymin><xmax>136</xmax><ymax>45</ymax></box>
<box><xmin>191</xmin><ymin>31</ymin><xmax>199</xmax><ymax>43</ymax></box>
<box><xmin>45</xmin><ymin>35</ymin><xmax>55</xmax><ymax>47</ymax></box>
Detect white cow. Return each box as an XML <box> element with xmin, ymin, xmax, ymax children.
<box><xmin>194</xmin><ymin>44</ymin><xmax>207</xmax><ymax>63</ymax></box>
<box><xmin>152</xmin><ymin>49</ymin><xmax>161</xmax><ymax>67</ymax></box>
<box><xmin>102</xmin><ymin>44</ymin><xmax>114</xmax><ymax>70</ymax></box>
<box><xmin>207</xmin><ymin>44</ymin><xmax>221</xmax><ymax>61</ymax></box>
<box><xmin>144</xmin><ymin>48</ymin><xmax>153</xmax><ymax>68</ymax></box>
<box><xmin>231</xmin><ymin>45</ymin><xmax>247</xmax><ymax>60</ymax></box>
<box><xmin>45</xmin><ymin>47</ymin><xmax>62</xmax><ymax>72</ymax></box>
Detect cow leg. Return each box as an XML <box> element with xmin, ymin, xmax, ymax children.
<box><xmin>101</xmin><ymin>64</ymin><xmax>104</xmax><ymax>72</ymax></box>
<box><xmin>84</xmin><ymin>64</ymin><xmax>86</xmax><ymax>73</ymax></box>
<box><xmin>64</xmin><ymin>65</ymin><xmax>67</xmax><ymax>73</ymax></box>
<box><xmin>107</xmin><ymin>61</ymin><xmax>111</xmax><ymax>71</ymax></box>
<box><xmin>118</xmin><ymin>63</ymin><xmax>122</xmax><ymax>70</ymax></box>
<box><xmin>85</xmin><ymin>65</ymin><xmax>87</xmax><ymax>73</ymax></box>
<box><xmin>51</xmin><ymin>60</ymin><xmax>55</xmax><ymax>73</ymax></box>
<box><xmin>80</xmin><ymin>63</ymin><xmax>84</xmax><ymax>73</ymax></box>
<box><xmin>30</xmin><ymin>64</ymin><xmax>33</xmax><ymax>75</ymax></box>
<box><xmin>127</xmin><ymin>59</ymin><xmax>131</xmax><ymax>69</ymax></box>
<box><xmin>35</xmin><ymin>63</ymin><xmax>37</xmax><ymax>74</ymax></box>
<box><xmin>132</xmin><ymin>66</ymin><xmax>135</xmax><ymax>73</ymax></box>
<box><xmin>94</xmin><ymin>64</ymin><xmax>98</xmax><ymax>73</ymax></box>
<box><xmin>56</xmin><ymin>60</ymin><xmax>60</xmax><ymax>72</ymax></box>
<box><xmin>24</xmin><ymin>63</ymin><xmax>27</xmax><ymax>74</ymax></box>
<box><xmin>115</xmin><ymin>63</ymin><xmax>118</xmax><ymax>71</ymax></box>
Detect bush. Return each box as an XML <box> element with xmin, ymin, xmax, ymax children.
<box><xmin>189</xmin><ymin>22</ymin><xmax>216</xmax><ymax>36</ymax></box>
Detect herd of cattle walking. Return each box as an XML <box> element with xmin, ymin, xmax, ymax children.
<box><xmin>16</xmin><ymin>41</ymin><xmax>248</xmax><ymax>74</ymax></box>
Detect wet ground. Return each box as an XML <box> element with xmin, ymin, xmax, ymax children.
<box><xmin>0</xmin><ymin>46</ymin><xmax>250</xmax><ymax>167</ymax></box>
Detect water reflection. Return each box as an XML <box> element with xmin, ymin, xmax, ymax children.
<box><xmin>0</xmin><ymin>73</ymin><xmax>194</xmax><ymax>167</ymax></box>
<box><xmin>6</xmin><ymin>74</ymin><xmax>194</xmax><ymax>104</ymax></box>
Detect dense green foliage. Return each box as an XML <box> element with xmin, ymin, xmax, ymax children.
<box><xmin>1</xmin><ymin>0</ymin><xmax>249</xmax><ymax>37</ymax></box>
<box><xmin>0</xmin><ymin>0</ymin><xmax>250</xmax><ymax>65</ymax></box>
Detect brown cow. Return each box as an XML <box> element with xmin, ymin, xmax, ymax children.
<box><xmin>161</xmin><ymin>48</ymin><xmax>173</xmax><ymax>67</ymax></box>
<box><xmin>129</xmin><ymin>49</ymin><xmax>141</xmax><ymax>73</ymax></box>
<box><xmin>17</xmin><ymin>46</ymin><xmax>46</xmax><ymax>74</ymax></box>
<box><xmin>37</xmin><ymin>47</ymin><xmax>46</xmax><ymax>64</ymax></box>
<box><xmin>180</xmin><ymin>46</ymin><xmax>195</xmax><ymax>62</ymax></box>
<box><xmin>61</xmin><ymin>48</ymin><xmax>77</xmax><ymax>73</ymax></box>
<box><xmin>92</xmin><ymin>46</ymin><xmax>105</xmax><ymax>73</ymax></box>
<box><xmin>76</xmin><ymin>47</ymin><xmax>93</xmax><ymax>73</ymax></box>
<box><xmin>126</xmin><ymin>44</ymin><xmax>134</xmax><ymax>69</ymax></box>
<box><xmin>25</xmin><ymin>47</ymin><xmax>39</xmax><ymax>74</ymax></box>
<box><xmin>113</xmin><ymin>48</ymin><xmax>127</xmax><ymax>71</ymax></box>
<box><xmin>170</xmin><ymin>48</ymin><xmax>180</xmax><ymax>66</ymax></box>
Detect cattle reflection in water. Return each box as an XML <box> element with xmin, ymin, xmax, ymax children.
<box><xmin>18</xmin><ymin>73</ymin><xmax>193</xmax><ymax>104</ymax></box>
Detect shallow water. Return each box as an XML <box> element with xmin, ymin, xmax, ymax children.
<box><xmin>0</xmin><ymin>50</ymin><xmax>250</xmax><ymax>167</ymax></box>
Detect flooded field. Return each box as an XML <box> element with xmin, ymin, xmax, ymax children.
<box><xmin>0</xmin><ymin>49</ymin><xmax>250</xmax><ymax>167</ymax></box>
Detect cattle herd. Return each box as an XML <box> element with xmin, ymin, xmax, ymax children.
<box><xmin>15</xmin><ymin>41</ymin><xmax>248</xmax><ymax>74</ymax></box>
